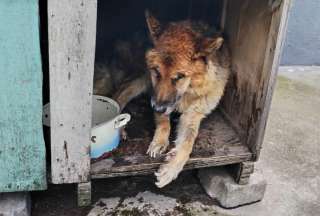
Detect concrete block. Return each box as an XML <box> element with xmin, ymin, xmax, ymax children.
<box><xmin>198</xmin><ymin>167</ymin><xmax>267</xmax><ymax>208</ymax></box>
<box><xmin>0</xmin><ymin>192</ymin><xmax>30</xmax><ymax>216</ymax></box>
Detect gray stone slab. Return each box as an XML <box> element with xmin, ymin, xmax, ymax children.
<box><xmin>198</xmin><ymin>167</ymin><xmax>267</xmax><ymax>208</ymax></box>
<box><xmin>0</xmin><ymin>192</ymin><xmax>30</xmax><ymax>216</ymax></box>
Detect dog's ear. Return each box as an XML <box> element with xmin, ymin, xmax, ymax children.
<box><xmin>194</xmin><ymin>36</ymin><xmax>224</xmax><ymax>59</ymax></box>
<box><xmin>145</xmin><ymin>10</ymin><xmax>162</xmax><ymax>43</ymax></box>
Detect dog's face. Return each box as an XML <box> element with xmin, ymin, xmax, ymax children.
<box><xmin>145</xmin><ymin>11</ymin><xmax>223</xmax><ymax>115</ymax></box>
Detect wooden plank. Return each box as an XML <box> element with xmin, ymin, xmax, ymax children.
<box><xmin>91</xmin><ymin>153</ymin><xmax>252</xmax><ymax>179</ymax></box>
<box><xmin>221</xmin><ymin>0</ymin><xmax>291</xmax><ymax>160</ymax></box>
<box><xmin>48</xmin><ymin>0</ymin><xmax>97</xmax><ymax>184</ymax></box>
<box><xmin>0</xmin><ymin>0</ymin><xmax>47</xmax><ymax>192</ymax></box>
<box><xmin>77</xmin><ymin>182</ymin><xmax>91</xmax><ymax>207</ymax></box>
<box><xmin>220</xmin><ymin>0</ymin><xmax>228</xmax><ymax>30</ymax></box>
<box><xmin>90</xmin><ymin>109</ymin><xmax>252</xmax><ymax>179</ymax></box>
<box><xmin>227</xmin><ymin>161</ymin><xmax>254</xmax><ymax>185</ymax></box>
<box><xmin>235</xmin><ymin>161</ymin><xmax>254</xmax><ymax>185</ymax></box>
<box><xmin>253</xmin><ymin>0</ymin><xmax>292</xmax><ymax>160</ymax></box>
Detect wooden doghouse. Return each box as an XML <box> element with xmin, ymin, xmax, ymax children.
<box><xmin>47</xmin><ymin>0</ymin><xmax>291</xmax><ymax>206</ymax></box>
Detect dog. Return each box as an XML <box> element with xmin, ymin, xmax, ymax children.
<box><xmin>94</xmin><ymin>32</ymin><xmax>150</xmax><ymax>97</ymax></box>
<box><xmin>113</xmin><ymin>10</ymin><xmax>230</xmax><ymax>188</ymax></box>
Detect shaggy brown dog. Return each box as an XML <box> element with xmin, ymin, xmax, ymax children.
<box><xmin>114</xmin><ymin>11</ymin><xmax>230</xmax><ymax>188</ymax></box>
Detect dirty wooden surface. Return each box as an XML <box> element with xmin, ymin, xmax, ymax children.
<box><xmin>221</xmin><ymin>0</ymin><xmax>291</xmax><ymax>160</ymax></box>
<box><xmin>91</xmin><ymin>98</ymin><xmax>252</xmax><ymax>178</ymax></box>
<box><xmin>77</xmin><ymin>182</ymin><xmax>91</xmax><ymax>207</ymax></box>
<box><xmin>254</xmin><ymin>0</ymin><xmax>292</xmax><ymax>160</ymax></box>
<box><xmin>0</xmin><ymin>0</ymin><xmax>46</xmax><ymax>192</ymax></box>
<box><xmin>48</xmin><ymin>0</ymin><xmax>97</xmax><ymax>184</ymax></box>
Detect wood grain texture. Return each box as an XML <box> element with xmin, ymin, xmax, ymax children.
<box><xmin>254</xmin><ymin>0</ymin><xmax>292</xmax><ymax>160</ymax></box>
<box><xmin>48</xmin><ymin>0</ymin><xmax>97</xmax><ymax>183</ymax></box>
<box><xmin>235</xmin><ymin>161</ymin><xmax>254</xmax><ymax>185</ymax></box>
<box><xmin>0</xmin><ymin>0</ymin><xmax>47</xmax><ymax>192</ymax></box>
<box><xmin>221</xmin><ymin>0</ymin><xmax>291</xmax><ymax>160</ymax></box>
<box><xmin>91</xmin><ymin>111</ymin><xmax>252</xmax><ymax>179</ymax></box>
<box><xmin>78</xmin><ymin>182</ymin><xmax>91</xmax><ymax>206</ymax></box>
<box><xmin>220</xmin><ymin>0</ymin><xmax>228</xmax><ymax>30</ymax></box>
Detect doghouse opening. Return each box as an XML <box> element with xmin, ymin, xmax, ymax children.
<box><xmin>90</xmin><ymin>0</ymin><xmax>252</xmax><ymax>178</ymax></box>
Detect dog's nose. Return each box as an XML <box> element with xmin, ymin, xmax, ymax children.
<box><xmin>151</xmin><ymin>98</ymin><xmax>169</xmax><ymax>113</ymax></box>
<box><xmin>154</xmin><ymin>105</ymin><xmax>166</xmax><ymax>113</ymax></box>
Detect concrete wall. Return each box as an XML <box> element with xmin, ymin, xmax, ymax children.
<box><xmin>281</xmin><ymin>0</ymin><xmax>320</xmax><ymax>65</ymax></box>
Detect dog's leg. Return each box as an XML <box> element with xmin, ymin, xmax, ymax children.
<box><xmin>113</xmin><ymin>74</ymin><xmax>149</xmax><ymax>141</ymax></box>
<box><xmin>113</xmin><ymin>74</ymin><xmax>149</xmax><ymax>110</ymax></box>
<box><xmin>155</xmin><ymin>112</ymin><xmax>205</xmax><ymax>188</ymax></box>
<box><xmin>147</xmin><ymin>113</ymin><xmax>170</xmax><ymax>158</ymax></box>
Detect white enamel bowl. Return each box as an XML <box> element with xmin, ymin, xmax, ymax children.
<box><xmin>42</xmin><ymin>95</ymin><xmax>131</xmax><ymax>159</ymax></box>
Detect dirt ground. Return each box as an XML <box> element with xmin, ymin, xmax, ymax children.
<box><xmin>31</xmin><ymin>170</ymin><xmax>220</xmax><ymax>216</ymax></box>
<box><xmin>31</xmin><ymin>67</ymin><xmax>320</xmax><ymax>216</ymax></box>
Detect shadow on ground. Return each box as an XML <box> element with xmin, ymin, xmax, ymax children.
<box><xmin>32</xmin><ymin>171</ymin><xmax>226</xmax><ymax>216</ymax></box>
<box><xmin>32</xmin><ymin>67</ymin><xmax>320</xmax><ymax>216</ymax></box>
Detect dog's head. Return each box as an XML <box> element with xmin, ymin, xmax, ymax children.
<box><xmin>145</xmin><ymin>10</ymin><xmax>224</xmax><ymax>115</ymax></box>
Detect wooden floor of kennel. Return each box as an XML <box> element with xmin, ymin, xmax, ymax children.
<box><xmin>47</xmin><ymin>0</ymin><xmax>291</xmax><ymax>206</ymax></box>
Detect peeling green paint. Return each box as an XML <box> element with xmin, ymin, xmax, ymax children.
<box><xmin>0</xmin><ymin>0</ymin><xmax>46</xmax><ymax>192</ymax></box>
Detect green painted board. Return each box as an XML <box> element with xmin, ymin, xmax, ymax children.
<box><xmin>0</xmin><ymin>0</ymin><xmax>46</xmax><ymax>192</ymax></box>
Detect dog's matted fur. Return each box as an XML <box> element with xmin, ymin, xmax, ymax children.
<box><xmin>113</xmin><ymin>11</ymin><xmax>230</xmax><ymax>188</ymax></box>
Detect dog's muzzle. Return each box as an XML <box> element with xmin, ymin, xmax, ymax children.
<box><xmin>151</xmin><ymin>98</ymin><xmax>175</xmax><ymax>115</ymax></box>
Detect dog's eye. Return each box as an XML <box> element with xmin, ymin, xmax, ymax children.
<box><xmin>150</xmin><ymin>68</ymin><xmax>161</xmax><ymax>80</ymax></box>
<box><xmin>171</xmin><ymin>73</ymin><xmax>185</xmax><ymax>85</ymax></box>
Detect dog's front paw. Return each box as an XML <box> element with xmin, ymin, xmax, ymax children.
<box><xmin>155</xmin><ymin>149</ymin><xmax>188</xmax><ymax>188</ymax></box>
<box><xmin>147</xmin><ymin>140</ymin><xmax>169</xmax><ymax>158</ymax></box>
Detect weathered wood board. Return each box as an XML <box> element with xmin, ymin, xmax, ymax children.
<box><xmin>91</xmin><ymin>108</ymin><xmax>252</xmax><ymax>179</ymax></box>
<box><xmin>48</xmin><ymin>0</ymin><xmax>97</xmax><ymax>184</ymax></box>
<box><xmin>254</xmin><ymin>0</ymin><xmax>291</xmax><ymax>159</ymax></box>
<box><xmin>221</xmin><ymin>0</ymin><xmax>291</xmax><ymax>160</ymax></box>
<box><xmin>0</xmin><ymin>0</ymin><xmax>47</xmax><ymax>192</ymax></box>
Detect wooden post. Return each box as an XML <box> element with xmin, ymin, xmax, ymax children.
<box><xmin>235</xmin><ymin>162</ymin><xmax>254</xmax><ymax>185</ymax></box>
<box><xmin>48</xmin><ymin>0</ymin><xmax>97</xmax><ymax>184</ymax></box>
<box><xmin>220</xmin><ymin>0</ymin><xmax>228</xmax><ymax>30</ymax></box>
<box><xmin>78</xmin><ymin>182</ymin><xmax>91</xmax><ymax>207</ymax></box>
